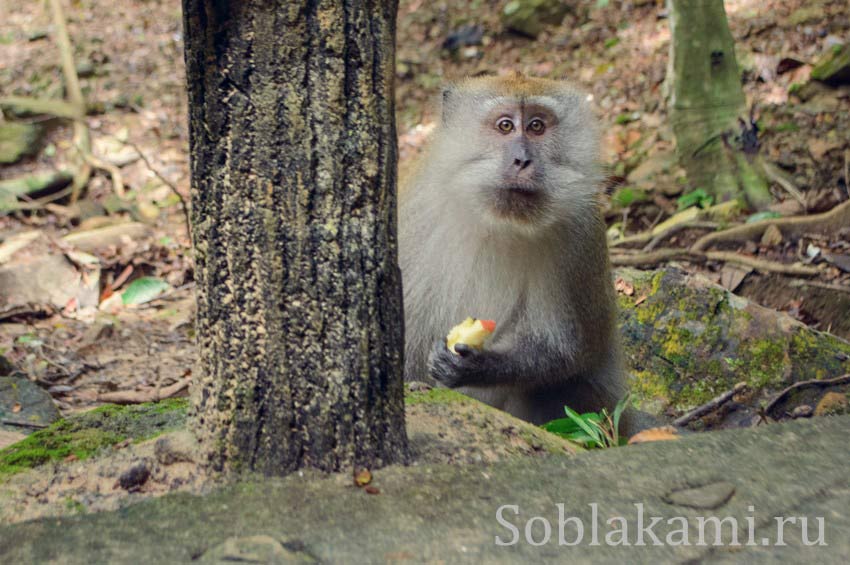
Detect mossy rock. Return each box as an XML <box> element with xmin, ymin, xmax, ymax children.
<box><xmin>0</xmin><ymin>377</ymin><xmax>60</xmax><ymax>432</ymax></box>
<box><xmin>0</xmin><ymin>122</ymin><xmax>42</xmax><ymax>164</ymax></box>
<box><xmin>0</xmin><ymin>399</ymin><xmax>188</xmax><ymax>480</ymax></box>
<box><xmin>616</xmin><ymin>268</ymin><xmax>850</xmax><ymax>420</ymax></box>
<box><xmin>811</xmin><ymin>43</ymin><xmax>850</xmax><ymax>86</ymax></box>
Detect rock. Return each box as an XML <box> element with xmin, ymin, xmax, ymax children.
<box><xmin>0</xmin><ymin>377</ymin><xmax>60</xmax><ymax>432</ymax></box>
<box><xmin>502</xmin><ymin>0</ymin><xmax>570</xmax><ymax>38</ymax></box>
<box><xmin>664</xmin><ymin>481</ymin><xmax>736</xmax><ymax>510</ymax></box>
<box><xmin>0</xmin><ymin>122</ymin><xmax>42</xmax><ymax>165</ymax></box>
<box><xmin>118</xmin><ymin>462</ymin><xmax>151</xmax><ymax>491</ymax></box>
<box><xmin>616</xmin><ymin>268</ymin><xmax>850</xmax><ymax>420</ymax></box>
<box><xmin>811</xmin><ymin>43</ymin><xmax>850</xmax><ymax>86</ymax></box>
<box><xmin>791</xmin><ymin>405</ymin><xmax>814</xmax><ymax>418</ymax></box>
<box><xmin>154</xmin><ymin>431</ymin><xmax>199</xmax><ymax>465</ymax></box>
<box><xmin>201</xmin><ymin>535</ymin><xmax>315</xmax><ymax>563</ymax></box>
<box><xmin>814</xmin><ymin>392</ymin><xmax>849</xmax><ymax>416</ymax></box>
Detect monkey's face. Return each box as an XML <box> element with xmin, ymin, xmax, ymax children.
<box><xmin>438</xmin><ymin>85</ymin><xmax>601</xmax><ymax>237</ymax></box>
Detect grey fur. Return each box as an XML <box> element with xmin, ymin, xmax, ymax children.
<box><xmin>399</xmin><ymin>77</ymin><xmax>628</xmax><ymax>427</ymax></box>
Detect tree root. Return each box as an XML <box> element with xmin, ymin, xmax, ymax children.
<box><xmin>610</xmin><ymin>247</ymin><xmax>821</xmax><ymax>276</ymax></box>
<box><xmin>691</xmin><ymin>198</ymin><xmax>850</xmax><ymax>251</ymax></box>
<box><xmin>764</xmin><ymin>373</ymin><xmax>850</xmax><ymax>416</ymax></box>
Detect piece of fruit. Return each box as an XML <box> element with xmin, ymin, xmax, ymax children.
<box><xmin>446</xmin><ymin>317</ymin><xmax>496</xmax><ymax>354</ymax></box>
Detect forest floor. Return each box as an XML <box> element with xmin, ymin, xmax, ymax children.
<box><xmin>1</xmin><ymin>2</ymin><xmax>849</xmax><ymax>436</ymax></box>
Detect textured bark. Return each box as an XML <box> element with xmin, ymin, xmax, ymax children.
<box><xmin>669</xmin><ymin>0</ymin><xmax>770</xmax><ymax>208</ymax></box>
<box><xmin>182</xmin><ymin>0</ymin><xmax>407</xmax><ymax>474</ymax></box>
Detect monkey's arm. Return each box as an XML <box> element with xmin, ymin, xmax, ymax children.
<box><xmin>427</xmin><ymin>338</ymin><xmax>570</xmax><ymax>389</ymax></box>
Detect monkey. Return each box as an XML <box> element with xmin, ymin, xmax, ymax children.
<box><xmin>399</xmin><ymin>73</ymin><xmax>643</xmax><ymax>432</ymax></box>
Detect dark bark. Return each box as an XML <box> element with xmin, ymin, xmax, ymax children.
<box><xmin>182</xmin><ymin>0</ymin><xmax>407</xmax><ymax>474</ymax></box>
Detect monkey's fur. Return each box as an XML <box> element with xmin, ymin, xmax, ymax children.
<box><xmin>400</xmin><ymin>73</ymin><xmax>636</xmax><ymax>430</ymax></box>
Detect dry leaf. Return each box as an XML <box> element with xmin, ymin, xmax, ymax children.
<box><xmin>628</xmin><ymin>426</ymin><xmax>680</xmax><ymax>445</ymax></box>
<box><xmin>12</xmin><ymin>402</ymin><xmax>22</xmax><ymax>413</ymax></box>
<box><xmin>354</xmin><ymin>468</ymin><xmax>372</xmax><ymax>487</ymax></box>
<box><xmin>614</xmin><ymin>278</ymin><xmax>635</xmax><ymax>296</ymax></box>
<box><xmin>808</xmin><ymin>138</ymin><xmax>842</xmax><ymax>161</ymax></box>
<box><xmin>364</xmin><ymin>486</ymin><xmax>381</xmax><ymax>495</ymax></box>
<box><xmin>719</xmin><ymin>265</ymin><xmax>753</xmax><ymax>292</ymax></box>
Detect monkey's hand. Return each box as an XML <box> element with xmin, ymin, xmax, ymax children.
<box><xmin>428</xmin><ymin>340</ymin><xmax>489</xmax><ymax>388</ymax></box>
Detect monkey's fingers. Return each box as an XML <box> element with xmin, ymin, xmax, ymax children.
<box><xmin>453</xmin><ymin>343</ymin><xmax>475</xmax><ymax>358</ymax></box>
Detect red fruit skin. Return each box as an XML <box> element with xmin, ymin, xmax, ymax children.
<box><xmin>479</xmin><ymin>319</ymin><xmax>496</xmax><ymax>333</ymax></box>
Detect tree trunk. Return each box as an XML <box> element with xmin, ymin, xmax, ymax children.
<box><xmin>182</xmin><ymin>1</ymin><xmax>407</xmax><ymax>475</ymax></box>
<box><xmin>669</xmin><ymin>0</ymin><xmax>771</xmax><ymax>209</ymax></box>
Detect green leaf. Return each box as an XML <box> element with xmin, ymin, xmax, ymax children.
<box><xmin>677</xmin><ymin>188</ymin><xmax>713</xmax><ymax>211</ymax></box>
<box><xmin>745</xmin><ymin>210</ymin><xmax>782</xmax><ymax>224</ymax></box>
<box><xmin>121</xmin><ymin>277</ymin><xmax>171</xmax><ymax>305</ymax></box>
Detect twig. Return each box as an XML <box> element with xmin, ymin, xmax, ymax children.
<box><xmin>1</xmin><ymin>419</ymin><xmax>49</xmax><ymax>429</ymax></box>
<box><xmin>121</xmin><ymin>138</ymin><xmax>192</xmax><ymax>241</ymax></box>
<box><xmin>703</xmin><ymin>251</ymin><xmax>820</xmax><ymax>276</ymax></box>
<box><xmin>97</xmin><ymin>377</ymin><xmax>191</xmax><ymax>405</ymax></box>
<box><xmin>82</xmin><ymin>153</ymin><xmax>125</xmax><ymax>197</ymax></box>
<box><xmin>691</xmin><ymin>199</ymin><xmax>850</xmax><ymax>252</ymax></box>
<box><xmin>673</xmin><ymin>382</ymin><xmax>747</xmax><ymax>427</ymax></box>
<box><xmin>764</xmin><ymin>373</ymin><xmax>850</xmax><ymax>416</ymax></box>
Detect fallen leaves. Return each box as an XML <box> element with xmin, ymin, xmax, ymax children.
<box><xmin>627</xmin><ymin>426</ymin><xmax>680</xmax><ymax>445</ymax></box>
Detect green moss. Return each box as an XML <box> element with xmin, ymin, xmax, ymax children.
<box><xmin>404</xmin><ymin>387</ymin><xmax>468</xmax><ymax>406</ymax></box>
<box><xmin>742</xmin><ymin>338</ymin><xmax>788</xmax><ymax>389</ymax></box>
<box><xmin>629</xmin><ymin>369</ymin><xmax>672</xmax><ymax>403</ymax></box>
<box><xmin>635</xmin><ymin>299</ymin><xmax>665</xmax><ymax>325</ymax></box>
<box><xmin>0</xmin><ymin>399</ymin><xmax>188</xmax><ymax>481</ymax></box>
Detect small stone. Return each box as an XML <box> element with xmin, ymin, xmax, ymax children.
<box><xmin>664</xmin><ymin>481</ymin><xmax>735</xmax><ymax>509</ymax></box>
<box><xmin>118</xmin><ymin>462</ymin><xmax>150</xmax><ymax>491</ymax></box>
<box><xmin>790</xmin><ymin>404</ymin><xmax>814</xmax><ymax>418</ymax></box>
<box><xmin>760</xmin><ymin>225</ymin><xmax>783</xmax><ymax>247</ymax></box>
<box><xmin>154</xmin><ymin>431</ymin><xmax>198</xmax><ymax>465</ymax></box>
<box><xmin>814</xmin><ymin>392</ymin><xmax>849</xmax><ymax>417</ymax></box>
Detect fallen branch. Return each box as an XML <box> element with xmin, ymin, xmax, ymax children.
<box><xmin>97</xmin><ymin>377</ymin><xmax>191</xmax><ymax>405</ymax></box>
<box><xmin>1</xmin><ymin>419</ymin><xmax>49</xmax><ymax>429</ymax></box>
<box><xmin>644</xmin><ymin>221</ymin><xmax>719</xmax><ymax>251</ymax></box>
<box><xmin>610</xmin><ymin>247</ymin><xmax>821</xmax><ymax>276</ymax></box>
<box><xmin>673</xmin><ymin>382</ymin><xmax>747</xmax><ymax>427</ymax></box>
<box><xmin>764</xmin><ymin>373</ymin><xmax>850</xmax><ymax>416</ymax></box>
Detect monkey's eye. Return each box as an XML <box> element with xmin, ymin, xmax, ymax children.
<box><xmin>527</xmin><ymin>118</ymin><xmax>546</xmax><ymax>134</ymax></box>
<box><xmin>496</xmin><ymin>118</ymin><xmax>515</xmax><ymax>134</ymax></box>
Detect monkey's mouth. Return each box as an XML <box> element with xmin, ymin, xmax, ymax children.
<box><xmin>492</xmin><ymin>185</ymin><xmax>547</xmax><ymax>221</ymax></box>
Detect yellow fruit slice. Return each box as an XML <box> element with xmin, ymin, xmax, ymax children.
<box><xmin>446</xmin><ymin>317</ymin><xmax>496</xmax><ymax>354</ymax></box>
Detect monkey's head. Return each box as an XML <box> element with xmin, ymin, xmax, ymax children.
<box><xmin>432</xmin><ymin>73</ymin><xmax>601</xmax><ymax>236</ymax></box>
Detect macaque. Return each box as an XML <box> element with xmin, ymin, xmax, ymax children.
<box><xmin>399</xmin><ymin>73</ymin><xmax>636</xmax><ymax>430</ymax></box>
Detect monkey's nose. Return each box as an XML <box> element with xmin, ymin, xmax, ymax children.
<box><xmin>513</xmin><ymin>158</ymin><xmax>532</xmax><ymax>172</ymax></box>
